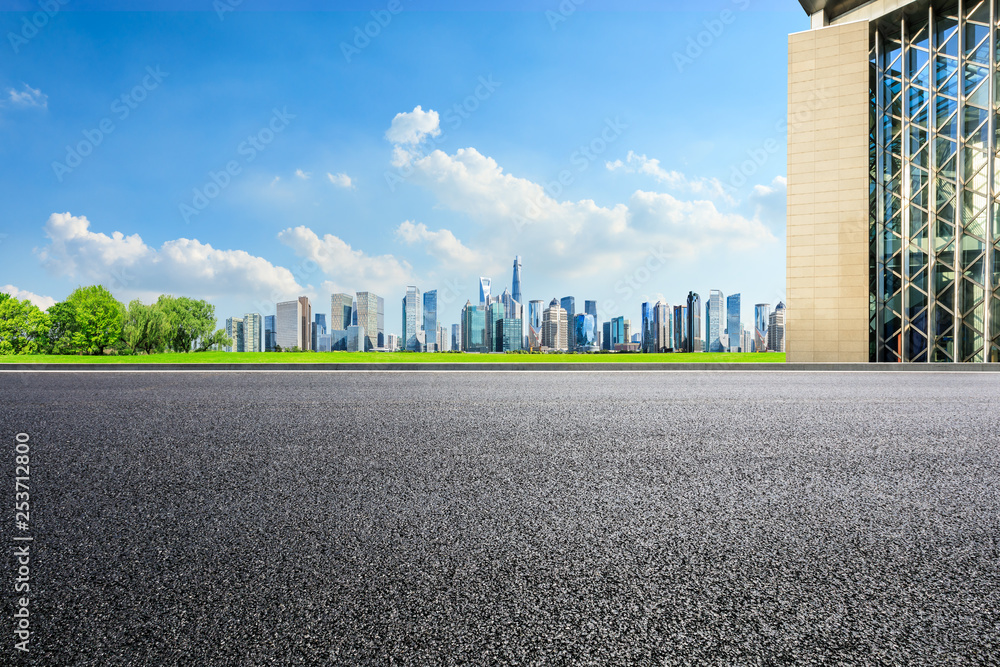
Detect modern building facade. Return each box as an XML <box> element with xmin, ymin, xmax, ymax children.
<box><xmin>479</xmin><ymin>277</ymin><xmax>491</xmax><ymax>307</ymax></box>
<box><xmin>542</xmin><ymin>299</ymin><xmax>568</xmax><ymax>350</ymax></box>
<box><xmin>686</xmin><ymin>292</ymin><xmax>702</xmax><ymax>352</ymax></box>
<box><xmin>423</xmin><ymin>290</ymin><xmax>437</xmax><ymax>352</ymax></box>
<box><xmin>769</xmin><ymin>301</ymin><xmax>787</xmax><ymax>352</ymax></box>
<box><xmin>244</xmin><ymin>312</ymin><xmax>262</xmax><ymax>353</ymax></box>
<box><xmin>330</xmin><ymin>293</ymin><xmax>353</xmax><ymax>331</ymax></box>
<box><xmin>355</xmin><ymin>292</ymin><xmax>383</xmax><ymax>351</ymax></box>
<box><xmin>512</xmin><ymin>256</ymin><xmax>523</xmax><ymax>304</ymax></box>
<box><xmin>655</xmin><ymin>300</ymin><xmax>672</xmax><ymax>351</ymax></box>
<box><xmin>276</xmin><ymin>296</ymin><xmax>311</xmax><ymax>351</ymax></box>
<box><xmin>495</xmin><ymin>318</ymin><xmax>523</xmax><ymax>352</ymax></box>
<box><xmin>674</xmin><ymin>305</ymin><xmax>688</xmax><ymax>351</ymax></box>
<box><xmin>574</xmin><ymin>312</ymin><xmax>597</xmax><ymax>350</ymax></box>
<box><xmin>707</xmin><ymin>289</ymin><xmax>726</xmax><ymax>352</ymax></box>
<box><xmin>225</xmin><ymin>316</ymin><xmax>244</xmax><ymax>352</ymax></box>
<box><xmin>264</xmin><ymin>315</ymin><xmax>276</xmax><ymax>352</ymax></box>
<box><xmin>755</xmin><ymin>303</ymin><xmax>770</xmax><ymax>352</ymax></box>
<box><xmin>561</xmin><ymin>296</ymin><xmax>576</xmax><ymax>351</ymax></box>
<box><xmin>726</xmin><ymin>293</ymin><xmax>741</xmax><ymax>353</ymax></box>
<box><xmin>461</xmin><ymin>301</ymin><xmax>487</xmax><ymax>352</ymax></box>
<box><xmin>403</xmin><ymin>286</ymin><xmax>423</xmax><ymax>352</ymax></box>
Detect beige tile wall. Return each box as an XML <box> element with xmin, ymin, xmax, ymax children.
<box><xmin>787</xmin><ymin>21</ymin><xmax>871</xmax><ymax>362</ymax></box>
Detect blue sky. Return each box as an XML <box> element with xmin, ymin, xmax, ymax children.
<box><xmin>0</xmin><ymin>1</ymin><xmax>807</xmax><ymax>338</ymax></box>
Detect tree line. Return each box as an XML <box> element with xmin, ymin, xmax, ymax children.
<box><xmin>0</xmin><ymin>285</ymin><xmax>232</xmax><ymax>355</ymax></box>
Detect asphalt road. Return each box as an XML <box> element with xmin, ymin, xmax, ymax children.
<box><xmin>2</xmin><ymin>371</ymin><xmax>999</xmax><ymax>665</ymax></box>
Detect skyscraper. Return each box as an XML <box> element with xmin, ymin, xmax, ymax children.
<box><xmin>561</xmin><ymin>296</ymin><xmax>576</xmax><ymax>351</ymax></box>
<box><xmin>528</xmin><ymin>300</ymin><xmax>544</xmax><ymax>350</ymax></box>
<box><xmin>264</xmin><ymin>315</ymin><xmax>276</xmax><ymax>352</ymax></box>
<box><xmin>754</xmin><ymin>303</ymin><xmax>770</xmax><ymax>353</ymax></box>
<box><xmin>355</xmin><ymin>292</ymin><xmax>382</xmax><ymax>351</ymax></box>
<box><xmin>511</xmin><ymin>256</ymin><xmax>522</xmax><ymax>304</ymax></box>
<box><xmin>244</xmin><ymin>312</ymin><xmax>262</xmax><ymax>353</ymax></box>
<box><xmin>225</xmin><ymin>316</ymin><xmax>244</xmax><ymax>352</ymax></box>
<box><xmin>423</xmin><ymin>290</ymin><xmax>437</xmax><ymax>352</ymax></box>
<box><xmin>574</xmin><ymin>312</ymin><xmax>597</xmax><ymax>351</ymax></box>
<box><xmin>707</xmin><ymin>289</ymin><xmax>725</xmax><ymax>353</ymax></box>
<box><xmin>495</xmin><ymin>318</ymin><xmax>523</xmax><ymax>352</ymax></box>
<box><xmin>674</xmin><ymin>305</ymin><xmax>688</xmax><ymax>352</ymax></box>
<box><xmin>686</xmin><ymin>292</ymin><xmax>702</xmax><ymax>353</ymax></box>
<box><xmin>403</xmin><ymin>286</ymin><xmax>423</xmax><ymax>352</ymax></box>
<box><xmin>641</xmin><ymin>302</ymin><xmax>656</xmax><ymax>353</ymax></box>
<box><xmin>479</xmin><ymin>277</ymin><xmax>491</xmax><ymax>307</ymax></box>
<box><xmin>276</xmin><ymin>297</ymin><xmax>311</xmax><ymax>351</ymax></box>
<box><xmin>486</xmin><ymin>301</ymin><xmax>504</xmax><ymax>353</ymax></box>
<box><xmin>726</xmin><ymin>293</ymin><xmax>741</xmax><ymax>353</ymax></box>
<box><xmin>311</xmin><ymin>313</ymin><xmax>326</xmax><ymax>352</ymax></box>
<box><xmin>452</xmin><ymin>323</ymin><xmax>461</xmax><ymax>351</ymax></box>
<box><xmin>611</xmin><ymin>316</ymin><xmax>626</xmax><ymax>349</ymax></box>
<box><xmin>330</xmin><ymin>293</ymin><xmax>353</xmax><ymax>331</ymax></box>
<box><xmin>654</xmin><ymin>301</ymin><xmax>671</xmax><ymax>352</ymax></box>
<box><xmin>602</xmin><ymin>321</ymin><xmax>612</xmax><ymax>351</ymax></box>
<box><xmin>542</xmin><ymin>298</ymin><xmax>568</xmax><ymax>350</ymax></box>
<box><xmin>461</xmin><ymin>300</ymin><xmax>487</xmax><ymax>352</ymax></box>
<box><xmin>768</xmin><ymin>301</ymin><xmax>786</xmax><ymax>353</ymax></box>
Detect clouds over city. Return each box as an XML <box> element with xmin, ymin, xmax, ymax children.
<box><xmin>385</xmin><ymin>106</ymin><xmax>778</xmax><ymax>285</ymax></box>
<box><xmin>36</xmin><ymin>212</ymin><xmax>307</xmax><ymax>304</ymax></box>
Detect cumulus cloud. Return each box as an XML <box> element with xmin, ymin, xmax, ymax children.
<box><xmin>277</xmin><ymin>225</ymin><xmax>413</xmax><ymax>297</ymax></box>
<box><xmin>395</xmin><ymin>220</ymin><xmax>485</xmax><ymax>268</ymax></box>
<box><xmin>385</xmin><ymin>105</ymin><xmax>441</xmax><ymax>146</ymax></box>
<box><xmin>7</xmin><ymin>84</ymin><xmax>47</xmax><ymax>109</ymax></box>
<box><xmin>606</xmin><ymin>151</ymin><xmax>733</xmax><ymax>203</ymax></box>
<box><xmin>327</xmin><ymin>172</ymin><xmax>353</xmax><ymax>189</ymax></box>
<box><xmin>36</xmin><ymin>213</ymin><xmax>307</xmax><ymax>305</ymax></box>
<box><xmin>0</xmin><ymin>285</ymin><xmax>55</xmax><ymax>310</ymax></box>
<box><xmin>295</xmin><ymin>169</ymin><xmax>311</xmax><ymax>180</ymax></box>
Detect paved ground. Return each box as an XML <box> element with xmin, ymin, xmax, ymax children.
<box><xmin>2</xmin><ymin>371</ymin><xmax>999</xmax><ymax>665</ymax></box>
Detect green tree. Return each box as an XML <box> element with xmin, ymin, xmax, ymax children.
<box><xmin>122</xmin><ymin>299</ymin><xmax>169</xmax><ymax>354</ymax></box>
<box><xmin>156</xmin><ymin>295</ymin><xmax>215</xmax><ymax>352</ymax></box>
<box><xmin>0</xmin><ymin>293</ymin><xmax>51</xmax><ymax>355</ymax></box>
<box><xmin>47</xmin><ymin>285</ymin><xmax>125</xmax><ymax>355</ymax></box>
<box><xmin>196</xmin><ymin>328</ymin><xmax>232</xmax><ymax>352</ymax></box>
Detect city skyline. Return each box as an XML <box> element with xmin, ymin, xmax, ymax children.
<box><xmin>0</xmin><ymin>3</ymin><xmax>801</xmax><ymax>340</ymax></box>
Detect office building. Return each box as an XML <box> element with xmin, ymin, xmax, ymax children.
<box><xmin>423</xmin><ymin>290</ymin><xmax>438</xmax><ymax>352</ymax></box>
<box><xmin>542</xmin><ymin>298</ymin><xmax>568</xmax><ymax>350</ymax></box>
<box><xmin>244</xmin><ymin>313</ymin><xmax>262</xmax><ymax>353</ymax></box>
<box><xmin>755</xmin><ymin>303</ymin><xmax>770</xmax><ymax>352</ymax></box>
<box><xmin>686</xmin><ymin>292</ymin><xmax>702</xmax><ymax>352</ymax></box>
<box><xmin>528</xmin><ymin>300</ymin><xmax>544</xmax><ymax>350</ymax></box>
<box><xmin>346</xmin><ymin>325</ymin><xmax>365</xmax><ymax>352</ymax></box>
<box><xmin>574</xmin><ymin>312</ymin><xmax>597</xmax><ymax>351</ymax></box>
<box><xmin>355</xmin><ymin>292</ymin><xmax>382</xmax><ymax>351</ymax></box>
<box><xmin>727</xmin><ymin>293</ymin><xmax>741</xmax><ymax>353</ymax></box>
<box><xmin>654</xmin><ymin>301</ymin><xmax>671</xmax><ymax>352</ymax></box>
<box><xmin>264</xmin><ymin>315</ymin><xmax>276</xmax><ymax>352</ymax></box>
<box><xmin>561</xmin><ymin>297</ymin><xmax>576</xmax><ymax>351</ymax></box>
<box><xmin>276</xmin><ymin>297</ymin><xmax>311</xmax><ymax>351</ymax></box>
<box><xmin>330</xmin><ymin>293</ymin><xmax>353</xmax><ymax>331</ymax></box>
<box><xmin>768</xmin><ymin>301</ymin><xmax>786</xmax><ymax>353</ymax></box>
<box><xmin>707</xmin><ymin>289</ymin><xmax>726</xmax><ymax>352</ymax></box>
<box><xmin>461</xmin><ymin>301</ymin><xmax>488</xmax><ymax>352</ymax></box>
<box><xmin>385</xmin><ymin>333</ymin><xmax>399</xmax><ymax>351</ymax></box>
<box><xmin>330</xmin><ymin>329</ymin><xmax>348</xmax><ymax>351</ymax></box>
<box><xmin>452</xmin><ymin>323</ymin><xmax>461</xmax><ymax>351</ymax></box>
<box><xmin>495</xmin><ymin>318</ymin><xmax>523</xmax><ymax>352</ymax></box>
<box><xmin>225</xmin><ymin>316</ymin><xmax>244</xmax><ymax>353</ymax></box>
<box><xmin>641</xmin><ymin>302</ymin><xmax>656</xmax><ymax>353</ymax></box>
<box><xmin>602</xmin><ymin>321</ymin><xmax>612</xmax><ymax>351</ymax></box>
<box><xmin>312</xmin><ymin>314</ymin><xmax>327</xmax><ymax>352</ymax></box>
<box><xmin>674</xmin><ymin>305</ymin><xmax>688</xmax><ymax>352</ymax></box>
<box><xmin>403</xmin><ymin>286</ymin><xmax>423</xmax><ymax>352</ymax></box>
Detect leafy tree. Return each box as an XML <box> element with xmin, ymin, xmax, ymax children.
<box><xmin>196</xmin><ymin>328</ymin><xmax>232</xmax><ymax>352</ymax></box>
<box><xmin>156</xmin><ymin>295</ymin><xmax>215</xmax><ymax>352</ymax></box>
<box><xmin>0</xmin><ymin>293</ymin><xmax>51</xmax><ymax>355</ymax></box>
<box><xmin>47</xmin><ymin>285</ymin><xmax>125</xmax><ymax>355</ymax></box>
<box><xmin>122</xmin><ymin>299</ymin><xmax>169</xmax><ymax>354</ymax></box>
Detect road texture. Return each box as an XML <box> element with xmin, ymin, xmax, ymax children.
<box><xmin>1</xmin><ymin>371</ymin><xmax>998</xmax><ymax>665</ymax></box>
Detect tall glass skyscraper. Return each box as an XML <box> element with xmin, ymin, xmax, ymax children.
<box><xmin>611</xmin><ymin>316</ymin><xmax>626</xmax><ymax>349</ymax></box>
<box><xmin>727</xmin><ymin>293</ymin><xmax>741</xmax><ymax>353</ymax></box>
<box><xmin>225</xmin><ymin>316</ymin><xmax>244</xmax><ymax>352</ymax></box>
<box><xmin>655</xmin><ymin>301</ymin><xmax>671</xmax><ymax>352</ymax></box>
<box><xmin>754</xmin><ymin>303</ymin><xmax>770</xmax><ymax>353</ymax></box>
<box><xmin>479</xmin><ymin>277</ymin><xmax>491</xmax><ymax>307</ymax></box>
<box><xmin>330</xmin><ymin>293</ymin><xmax>353</xmax><ymax>331</ymax></box>
<box><xmin>574</xmin><ymin>312</ymin><xmax>597</xmax><ymax>350</ymax></box>
<box><xmin>355</xmin><ymin>292</ymin><xmax>382</xmax><ymax>351</ymax></box>
<box><xmin>528</xmin><ymin>299</ymin><xmax>544</xmax><ymax>349</ymax></box>
<box><xmin>561</xmin><ymin>296</ymin><xmax>576</xmax><ymax>350</ymax></box>
<box><xmin>461</xmin><ymin>301</ymin><xmax>487</xmax><ymax>352</ymax></box>
<box><xmin>244</xmin><ymin>312</ymin><xmax>262</xmax><ymax>353</ymax></box>
<box><xmin>686</xmin><ymin>292</ymin><xmax>702</xmax><ymax>352</ymax></box>
<box><xmin>674</xmin><ymin>305</ymin><xmax>688</xmax><ymax>352</ymax></box>
<box><xmin>707</xmin><ymin>289</ymin><xmax>726</xmax><ymax>352</ymax></box>
<box><xmin>641</xmin><ymin>302</ymin><xmax>656</xmax><ymax>353</ymax></box>
<box><xmin>511</xmin><ymin>256</ymin><xmax>522</xmax><ymax>304</ymax></box>
<box><xmin>264</xmin><ymin>315</ymin><xmax>276</xmax><ymax>352</ymax></box>
<box><xmin>403</xmin><ymin>286</ymin><xmax>422</xmax><ymax>351</ymax></box>
<box><xmin>423</xmin><ymin>289</ymin><xmax>437</xmax><ymax>352</ymax></box>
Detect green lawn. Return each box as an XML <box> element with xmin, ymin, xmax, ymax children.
<box><xmin>0</xmin><ymin>351</ymin><xmax>786</xmax><ymax>364</ymax></box>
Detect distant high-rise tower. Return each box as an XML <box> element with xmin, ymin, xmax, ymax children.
<box><xmin>561</xmin><ymin>297</ymin><xmax>576</xmax><ymax>351</ymax></box>
<box><xmin>707</xmin><ymin>289</ymin><xmax>725</xmax><ymax>353</ymax></box>
<box><xmin>423</xmin><ymin>289</ymin><xmax>437</xmax><ymax>352</ymax></box>
<box><xmin>225</xmin><ymin>316</ymin><xmax>245</xmax><ymax>352</ymax></box>
<box><xmin>264</xmin><ymin>315</ymin><xmax>276</xmax><ymax>352</ymax></box>
<box><xmin>686</xmin><ymin>292</ymin><xmax>702</xmax><ymax>352</ymax></box>
<box><xmin>330</xmin><ymin>293</ymin><xmax>353</xmax><ymax>331</ymax></box>
<box><xmin>768</xmin><ymin>302</ymin><xmax>786</xmax><ymax>353</ymax></box>
<box><xmin>654</xmin><ymin>301</ymin><xmax>671</xmax><ymax>352</ymax></box>
<box><xmin>276</xmin><ymin>296</ymin><xmax>311</xmax><ymax>351</ymax></box>
<box><xmin>727</xmin><ymin>294</ymin><xmax>741</xmax><ymax>353</ymax></box>
<box><xmin>403</xmin><ymin>286</ymin><xmax>423</xmax><ymax>352</ymax></box>
<box><xmin>244</xmin><ymin>312</ymin><xmax>262</xmax><ymax>353</ymax></box>
<box><xmin>641</xmin><ymin>302</ymin><xmax>656</xmax><ymax>353</ymax></box>
<box><xmin>542</xmin><ymin>298</ymin><xmax>568</xmax><ymax>351</ymax></box>
<box><xmin>355</xmin><ymin>292</ymin><xmax>382</xmax><ymax>351</ymax></box>
<box><xmin>479</xmin><ymin>277</ymin><xmax>491</xmax><ymax>307</ymax></box>
<box><xmin>461</xmin><ymin>300</ymin><xmax>487</xmax><ymax>352</ymax></box>
<box><xmin>511</xmin><ymin>256</ymin><xmax>522</xmax><ymax>304</ymax></box>
<box><xmin>754</xmin><ymin>304</ymin><xmax>770</xmax><ymax>353</ymax></box>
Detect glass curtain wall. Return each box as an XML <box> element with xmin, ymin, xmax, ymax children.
<box><xmin>871</xmin><ymin>0</ymin><xmax>999</xmax><ymax>361</ymax></box>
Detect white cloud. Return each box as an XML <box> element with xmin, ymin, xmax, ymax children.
<box><xmin>269</xmin><ymin>176</ymin><xmax>281</xmax><ymax>186</ymax></box>
<box><xmin>7</xmin><ymin>84</ymin><xmax>47</xmax><ymax>109</ymax></box>
<box><xmin>277</xmin><ymin>225</ymin><xmax>413</xmax><ymax>297</ymax></box>
<box><xmin>395</xmin><ymin>220</ymin><xmax>484</xmax><ymax>268</ymax></box>
<box><xmin>0</xmin><ymin>285</ymin><xmax>55</xmax><ymax>310</ymax></box>
<box><xmin>295</xmin><ymin>169</ymin><xmax>311</xmax><ymax>180</ymax></box>
<box><xmin>327</xmin><ymin>172</ymin><xmax>354</xmax><ymax>189</ymax></box>
<box><xmin>385</xmin><ymin>105</ymin><xmax>441</xmax><ymax>146</ymax></box>
<box><xmin>606</xmin><ymin>151</ymin><xmax>733</xmax><ymax>203</ymax></box>
<box><xmin>36</xmin><ymin>213</ymin><xmax>308</xmax><ymax>307</ymax></box>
